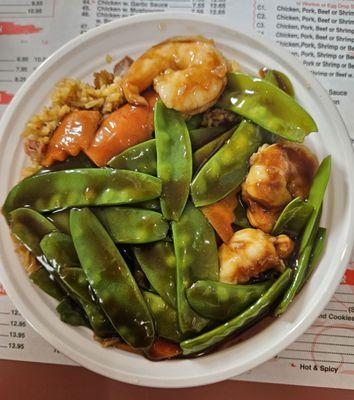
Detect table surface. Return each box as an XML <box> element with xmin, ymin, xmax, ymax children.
<box><xmin>0</xmin><ymin>360</ymin><xmax>352</xmax><ymax>399</ymax></box>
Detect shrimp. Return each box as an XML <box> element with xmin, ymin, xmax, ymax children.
<box><xmin>219</xmin><ymin>228</ymin><xmax>294</xmax><ymax>284</ymax></box>
<box><xmin>242</xmin><ymin>142</ymin><xmax>318</xmax><ymax>232</ymax></box>
<box><xmin>122</xmin><ymin>36</ymin><xmax>228</xmax><ymax>115</ymax></box>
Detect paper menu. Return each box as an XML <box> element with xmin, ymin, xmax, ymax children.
<box><xmin>0</xmin><ymin>0</ymin><xmax>354</xmax><ymax>389</ymax></box>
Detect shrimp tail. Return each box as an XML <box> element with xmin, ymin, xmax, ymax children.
<box><xmin>123</xmin><ymin>82</ymin><xmax>148</xmax><ymax>106</ymax></box>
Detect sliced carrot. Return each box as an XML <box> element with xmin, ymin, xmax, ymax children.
<box><xmin>201</xmin><ymin>190</ymin><xmax>238</xmax><ymax>243</ymax></box>
<box><xmin>41</xmin><ymin>110</ymin><xmax>101</xmax><ymax>167</ymax></box>
<box><xmin>146</xmin><ymin>338</ymin><xmax>182</xmax><ymax>361</ymax></box>
<box><xmin>85</xmin><ymin>90</ymin><xmax>158</xmax><ymax>166</ymax></box>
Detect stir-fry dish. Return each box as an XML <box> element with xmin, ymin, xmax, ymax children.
<box><xmin>2</xmin><ymin>36</ymin><xmax>331</xmax><ymax>360</ymax></box>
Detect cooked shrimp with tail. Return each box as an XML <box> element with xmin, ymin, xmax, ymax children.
<box><xmin>123</xmin><ymin>36</ymin><xmax>228</xmax><ymax>115</ymax></box>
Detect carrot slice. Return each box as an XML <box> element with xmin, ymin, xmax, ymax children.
<box><xmin>146</xmin><ymin>338</ymin><xmax>182</xmax><ymax>361</ymax></box>
<box><xmin>201</xmin><ymin>190</ymin><xmax>238</xmax><ymax>243</ymax></box>
<box><xmin>85</xmin><ymin>90</ymin><xmax>158</xmax><ymax>166</ymax></box>
<box><xmin>42</xmin><ymin>110</ymin><xmax>101</xmax><ymax>167</ymax></box>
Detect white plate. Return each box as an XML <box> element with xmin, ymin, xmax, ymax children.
<box><xmin>0</xmin><ymin>13</ymin><xmax>353</xmax><ymax>388</ymax></box>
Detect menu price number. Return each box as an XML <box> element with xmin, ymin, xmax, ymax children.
<box><xmin>9</xmin><ymin>331</ymin><xmax>25</xmax><ymax>339</ymax></box>
<box><xmin>10</xmin><ymin>320</ymin><xmax>26</xmax><ymax>328</ymax></box>
<box><xmin>192</xmin><ymin>2</ymin><xmax>205</xmax><ymax>14</ymax></box>
<box><xmin>348</xmin><ymin>306</ymin><xmax>354</xmax><ymax>314</ymax></box>
<box><xmin>8</xmin><ymin>342</ymin><xmax>24</xmax><ymax>350</ymax></box>
<box><xmin>209</xmin><ymin>0</ymin><xmax>226</xmax><ymax>15</ymax></box>
<box><xmin>34</xmin><ymin>56</ymin><xmax>46</xmax><ymax>63</ymax></box>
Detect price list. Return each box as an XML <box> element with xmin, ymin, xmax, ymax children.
<box><xmin>79</xmin><ymin>0</ymin><xmax>227</xmax><ymax>33</ymax></box>
<box><xmin>0</xmin><ymin>0</ymin><xmax>54</xmax><ymax>18</ymax></box>
<box><xmin>252</xmin><ymin>0</ymin><xmax>354</xmax><ymax>137</ymax></box>
<box><xmin>0</xmin><ymin>292</ymin><xmax>75</xmax><ymax>365</ymax></box>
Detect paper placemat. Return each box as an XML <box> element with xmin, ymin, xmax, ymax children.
<box><xmin>1</xmin><ymin>0</ymin><xmax>353</xmax><ymax>389</ymax></box>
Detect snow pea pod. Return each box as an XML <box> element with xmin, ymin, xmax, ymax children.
<box><xmin>132</xmin><ymin>199</ymin><xmax>161</xmax><ymax>212</ymax></box>
<box><xmin>172</xmin><ymin>202</ymin><xmax>219</xmax><ymax>334</ymax></box>
<box><xmin>29</xmin><ymin>268</ymin><xmax>65</xmax><ymax>301</ymax></box>
<box><xmin>191</xmin><ymin>121</ymin><xmax>263</xmax><ymax>207</ymax></box>
<box><xmin>40</xmin><ymin>232</ymin><xmax>114</xmax><ymax>338</ymax></box>
<box><xmin>217</xmin><ymin>73</ymin><xmax>317</xmax><ymax>142</ymax></box>
<box><xmin>274</xmin><ymin>208</ymin><xmax>322</xmax><ymax>317</ymax></box>
<box><xmin>59</xmin><ymin>267</ymin><xmax>116</xmax><ymax>337</ymax></box>
<box><xmin>186</xmin><ymin>280</ymin><xmax>272</xmax><ymax>321</ymax></box>
<box><xmin>133</xmin><ymin>241</ymin><xmax>177</xmax><ymax>308</ymax></box>
<box><xmin>47</xmin><ymin>210</ymin><xmax>71</xmax><ymax>235</ymax></box>
<box><xmin>154</xmin><ymin>100</ymin><xmax>192</xmax><ymax>221</ymax></box>
<box><xmin>180</xmin><ymin>268</ymin><xmax>292</xmax><ymax>355</ymax></box>
<box><xmin>2</xmin><ymin>169</ymin><xmax>162</xmax><ymax>218</ymax></box>
<box><xmin>274</xmin><ymin>229</ymin><xmax>318</xmax><ymax>317</ymax></box>
<box><xmin>306</xmin><ymin>227</ymin><xmax>327</xmax><ymax>280</ymax></box>
<box><xmin>70</xmin><ymin>208</ymin><xmax>155</xmax><ymax>349</ymax></box>
<box><xmin>189</xmin><ymin>126</ymin><xmax>228</xmax><ymax>150</ymax></box>
<box><xmin>108</xmin><ymin>139</ymin><xmax>157</xmax><ymax>176</ymax></box>
<box><xmin>9</xmin><ymin>208</ymin><xmax>57</xmax><ymax>256</ymax></box>
<box><xmin>186</xmin><ymin>114</ymin><xmax>203</xmax><ymax>130</ymax></box>
<box><xmin>233</xmin><ymin>194</ymin><xmax>250</xmax><ymax>229</ymax></box>
<box><xmin>193</xmin><ymin>126</ymin><xmax>235</xmax><ymax>172</ymax></box>
<box><xmin>8</xmin><ymin>209</ymin><xmax>81</xmax><ymax>314</ymax></box>
<box><xmin>56</xmin><ymin>297</ymin><xmax>90</xmax><ymax>327</ymax></box>
<box><xmin>272</xmin><ymin>197</ymin><xmax>313</xmax><ymax>237</ymax></box>
<box><xmin>95</xmin><ymin>207</ymin><xmax>168</xmax><ymax>244</ymax></box>
<box><xmin>40</xmin><ymin>232</ymin><xmax>80</xmax><ymax>269</ymax></box>
<box><xmin>299</xmin><ymin>156</ymin><xmax>331</xmax><ymax>253</ymax></box>
<box><xmin>263</xmin><ymin>69</ymin><xmax>295</xmax><ymax>97</ymax></box>
<box><xmin>37</xmin><ymin>152</ymin><xmax>95</xmax><ymax>175</ymax></box>
<box><xmin>143</xmin><ymin>291</ymin><xmax>182</xmax><ymax>343</ymax></box>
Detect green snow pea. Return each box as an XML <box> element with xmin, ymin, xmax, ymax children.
<box><xmin>274</xmin><ymin>230</ymin><xmax>319</xmax><ymax>317</ymax></box>
<box><xmin>154</xmin><ymin>100</ymin><xmax>192</xmax><ymax>221</ymax></box>
<box><xmin>9</xmin><ymin>208</ymin><xmax>57</xmax><ymax>256</ymax></box>
<box><xmin>40</xmin><ymin>232</ymin><xmax>116</xmax><ymax>337</ymax></box>
<box><xmin>191</xmin><ymin>121</ymin><xmax>263</xmax><ymax>207</ymax></box>
<box><xmin>132</xmin><ymin>199</ymin><xmax>161</xmax><ymax>212</ymax></box>
<box><xmin>274</xmin><ymin>207</ymin><xmax>323</xmax><ymax>317</ymax></box>
<box><xmin>29</xmin><ymin>268</ymin><xmax>65</xmax><ymax>301</ymax></box>
<box><xmin>8</xmin><ymin>209</ymin><xmax>76</xmax><ymax>305</ymax></box>
<box><xmin>186</xmin><ymin>280</ymin><xmax>272</xmax><ymax>321</ymax></box>
<box><xmin>263</xmin><ymin>69</ymin><xmax>295</xmax><ymax>97</ymax></box>
<box><xmin>299</xmin><ymin>156</ymin><xmax>331</xmax><ymax>253</ymax></box>
<box><xmin>37</xmin><ymin>152</ymin><xmax>95</xmax><ymax>175</ymax></box>
<box><xmin>180</xmin><ymin>268</ymin><xmax>292</xmax><ymax>355</ymax></box>
<box><xmin>95</xmin><ymin>207</ymin><xmax>168</xmax><ymax>244</ymax></box>
<box><xmin>233</xmin><ymin>194</ymin><xmax>251</xmax><ymax>229</ymax></box>
<box><xmin>2</xmin><ymin>169</ymin><xmax>162</xmax><ymax>218</ymax></box>
<box><xmin>47</xmin><ymin>210</ymin><xmax>70</xmax><ymax>235</ymax></box>
<box><xmin>189</xmin><ymin>126</ymin><xmax>229</xmax><ymax>150</ymax></box>
<box><xmin>193</xmin><ymin>126</ymin><xmax>236</xmax><ymax>171</ymax></box>
<box><xmin>143</xmin><ymin>291</ymin><xmax>182</xmax><ymax>343</ymax></box>
<box><xmin>59</xmin><ymin>267</ymin><xmax>116</xmax><ymax>337</ymax></box>
<box><xmin>272</xmin><ymin>197</ymin><xmax>313</xmax><ymax>237</ymax></box>
<box><xmin>70</xmin><ymin>208</ymin><xmax>155</xmax><ymax>349</ymax></box>
<box><xmin>186</xmin><ymin>114</ymin><xmax>203</xmax><ymax>130</ymax></box>
<box><xmin>172</xmin><ymin>202</ymin><xmax>219</xmax><ymax>334</ymax></box>
<box><xmin>40</xmin><ymin>232</ymin><xmax>80</xmax><ymax>269</ymax></box>
<box><xmin>133</xmin><ymin>241</ymin><xmax>177</xmax><ymax>308</ymax></box>
<box><xmin>306</xmin><ymin>227</ymin><xmax>327</xmax><ymax>280</ymax></box>
<box><xmin>217</xmin><ymin>73</ymin><xmax>317</xmax><ymax>142</ymax></box>
<box><xmin>108</xmin><ymin>139</ymin><xmax>157</xmax><ymax>176</ymax></box>
<box><xmin>56</xmin><ymin>297</ymin><xmax>90</xmax><ymax>327</ymax></box>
